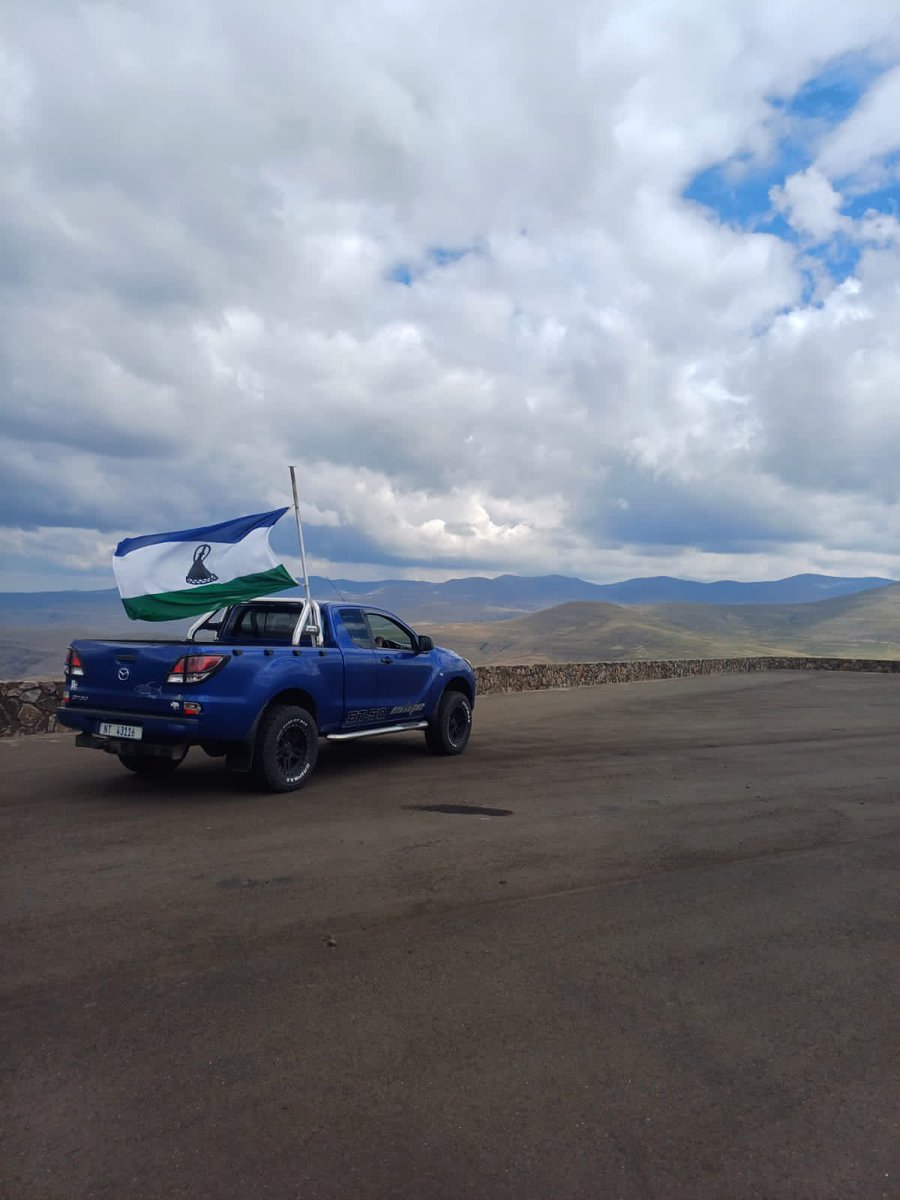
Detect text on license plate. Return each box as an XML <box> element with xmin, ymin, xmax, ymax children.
<box><xmin>98</xmin><ymin>722</ymin><xmax>143</xmax><ymax>740</ymax></box>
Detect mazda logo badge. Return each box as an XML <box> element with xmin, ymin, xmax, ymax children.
<box><xmin>118</xmin><ymin>666</ymin><xmax>130</xmax><ymax>681</ymax></box>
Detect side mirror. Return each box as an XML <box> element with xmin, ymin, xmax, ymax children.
<box><xmin>416</xmin><ymin>634</ymin><xmax>434</xmax><ymax>653</ymax></box>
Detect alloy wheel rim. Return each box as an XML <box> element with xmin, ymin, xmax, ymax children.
<box><xmin>448</xmin><ymin>705</ymin><xmax>469</xmax><ymax>745</ymax></box>
<box><xmin>276</xmin><ymin>723</ymin><xmax>308</xmax><ymax>778</ymax></box>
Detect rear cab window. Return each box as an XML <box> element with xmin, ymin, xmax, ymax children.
<box><xmin>232</xmin><ymin>608</ymin><xmax>298</xmax><ymax>641</ymax></box>
<box><xmin>223</xmin><ymin>604</ymin><xmax>322</xmax><ymax>646</ymax></box>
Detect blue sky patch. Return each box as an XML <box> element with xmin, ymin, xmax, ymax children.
<box><xmin>683</xmin><ymin>54</ymin><xmax>895</xmax><ymax>283</ymax></box>
<box><xmin>388</xmin><ymin>262</ymin><xmax>414</xmax><ymax>286</ymax></box>
<box><xmin>685</xmin><ymin>160</ymin><xmax>803</xmax><ymax>233</ymax></box>
<box><xmin>428</xmin><ymin>244</ymin><xmax>471</xmax><ymax>267</ymax></box>
<box><xmin>817</xmin><ymin>237</ymin><xmax>861</xmax><ymax>280</ymax></box>
<box><xmin>842</xmin><ymin>155</ymin><xmax>900</xmax><ymax>215</ymax></box>
<box><xmin>771</xmin><ymin>54</ymin><xmax>884</xmax><ymax>123</ymax></box>
<box><xmin>387</xmin><ymin>243</ymin><xmax>479</xmax><ymax>286</ymax></box>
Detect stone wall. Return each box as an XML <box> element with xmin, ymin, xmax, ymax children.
<box><xmin>2</xmin><ymin>655</ymin><xmax>898</xmax><ymax>737</ymax></box>
<box><xmin>473</xmin><ymin>655</ymin><xmax>900</xmax><ymax>694</ymax></box>
<box><xmin>0</xmin><ymin>680</ymin><xmax>66</xmax><ymax>737</ymax></box>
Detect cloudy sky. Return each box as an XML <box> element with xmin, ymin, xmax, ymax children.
<box><xmin>2</xmin><ymin>0</ymin><xmax>900</xmax><ymax>591</ymax></box>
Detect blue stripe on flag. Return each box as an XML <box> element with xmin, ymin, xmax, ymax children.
<box><xmin>114</xmin><ymin>508</ymin><xmax>288</xmax><ymax>557</ymax></box>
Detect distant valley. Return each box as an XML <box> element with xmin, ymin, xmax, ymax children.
<box><xmin>0</xmin><ymin>573</ymin><xmax>897</xmax><ymax>678</ymax></box>
<box><xmin>427</xmin><ymin>583</ymin><xmax>900</xmax><ymax>665</ymax></box>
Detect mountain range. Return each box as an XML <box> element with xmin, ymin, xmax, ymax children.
<box><xmin>0</xmin><ymin>572</ymin><xmax>893</xmax><ymax>628</ymax></box>
<box><xmin>0</xmin><ymin>573</ymin><xmax>897</xmax><ymax>678</ymax></box>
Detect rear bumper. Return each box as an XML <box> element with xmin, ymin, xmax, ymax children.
<box><xmin>75</xmin><ymin>732</ymin><xmax>187</xmax><ymax>759</ymax></box>
<box><xmin>56</xmin><ymin>706</ymin><xmax>200</xmax><ymax>742</ymax></box>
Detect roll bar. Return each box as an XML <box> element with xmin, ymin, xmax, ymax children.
<box><xmin>290</xmin><ymin>599</ymin><xmax>322</xmax><ymax>646</ymax></box>
<box><xmin>187</xmin><ymin>599</ymin><xmax>323</xmax><ymax>647</ymax></box>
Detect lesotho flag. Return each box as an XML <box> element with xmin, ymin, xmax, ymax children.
<box><xmin>113</xmin><ymin>508</ymin><xmax>295</xmax><ymax>620</ymax></box>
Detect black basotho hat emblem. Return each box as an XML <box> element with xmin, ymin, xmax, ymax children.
<box><xmin>186</xmin><ymin>544</ymin><xmax>219</xmax><ymax>585</ymax></box>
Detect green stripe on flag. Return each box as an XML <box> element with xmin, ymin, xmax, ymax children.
<box><xmin>121</xmin><ymin>565</ymin><xmax>297</xmax><ymax>621</ymax></box>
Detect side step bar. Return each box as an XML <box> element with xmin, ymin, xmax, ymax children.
<box><xmin>326</xmin><ymin>722</ymin><xmax>428</xmax><ymax>742</ymax></box>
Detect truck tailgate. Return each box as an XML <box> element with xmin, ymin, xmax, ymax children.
<box><xmin>67</xmin><ymin>640</ymin><xmax>197</xmax><ymax>718</ymax></box>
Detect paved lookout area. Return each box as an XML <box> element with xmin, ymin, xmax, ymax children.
<box><xmin>2</xmin><ymin>671</ymin><xmax>899</xmax><ymax>1199</ymax></box>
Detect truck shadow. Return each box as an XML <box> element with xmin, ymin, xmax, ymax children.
<box><xmin>316</xmin><ymin>734</ymin><xmax>431</xmax><ymax>776</ymax></box>
<box><xmin>80</xmin><ymin>759</ymin><xmax>259</xmax><ymax>807</ymax></box>
<box><xmin>77</xmin><ymin>735</ymin><xmax>440</xmax><ymax>805</ymax></box>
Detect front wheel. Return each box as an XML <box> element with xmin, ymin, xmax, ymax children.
<box><xmin>252</xmin><ymin>704</ymin><xmax>319</xmax><ymax>793</ymax></box>
<box><xmin>425</xmin><ymin>691</ymin><xmax>472</xmax><ymax>756</ymax></box>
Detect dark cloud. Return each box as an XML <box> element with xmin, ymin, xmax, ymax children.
<box><xmin>596</xmin><ymin>465</ymin><xmax>814</xmax><ymax>551</ymax></box>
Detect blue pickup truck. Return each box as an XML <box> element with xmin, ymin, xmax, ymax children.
<box><xmin>57</xmin><ymin>598</ymin><xmax>476</xmax><ymax>791</ymax></box>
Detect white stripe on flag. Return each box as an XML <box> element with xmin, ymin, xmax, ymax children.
<box><xmin>113</xmin><ymin>526</ymin><xmax>279</xmax><ymax>599</ymax></box>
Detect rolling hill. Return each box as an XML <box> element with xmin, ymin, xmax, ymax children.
<box><xmin>427</xmin><ymin>584</ymin><xmax>900</xmax><ymax>664</ymax></box>
<box><xmin>1</xmin><ymin>577</ymin><xmax>898</xmax><ymax>679</ymax></box>
<box><xmin>640</xmin><ymin>582</ymin><xmax>900</xmax><ymax>661</ymax></box>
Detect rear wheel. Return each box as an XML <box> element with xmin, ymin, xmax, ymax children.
<box><xmin>253</xmin><ymin>704</ymin><xmax>318</xmax><ymax>792</ymax></box>
<box><xmin>119</xmin><ymin>750</ymin><xmax>186</xmax><ymax>776</ymax></box>
<box><xmin>425</xmin><ymin>691</ymin><xmax>472</xmax><ymax>756</ymax></box>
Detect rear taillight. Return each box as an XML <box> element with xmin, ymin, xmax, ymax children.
<box><xmin>66</xmin><ymin>648</ymin><xmax>84</xmax><ymax>677</ymax></box>
<box><xmin>167</xmin><ymin>654</ymin><xmax>227</xmax><ymax>684</ymax></box>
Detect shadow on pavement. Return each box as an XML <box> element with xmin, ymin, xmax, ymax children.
<box><xmin>403</xmin><ymin>803</ymin><xmax>513</xmax><ymax>817</ymax></box>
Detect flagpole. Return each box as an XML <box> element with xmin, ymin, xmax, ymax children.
<box><xmin>288</xmin><ymin>465</ymin><xmax>311</xmax><ymax>601</ymax></box>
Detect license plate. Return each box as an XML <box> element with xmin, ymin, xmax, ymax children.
<box><xmin>98</xmin><ymin>722</ymin><xmax>143</xmax><ymax>740</ymax></box>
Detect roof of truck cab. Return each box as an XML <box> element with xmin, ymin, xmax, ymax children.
<box><xmin>242</xmin><ymin>596</ymin><xmax>311</xmax><ymax>604</ymax></box>
<box><xmin>244</xmin><ymin>598</ymin><xmax>362</xmax><ymax>608</ymax></box>
<box><xmin>241</xmin><ymin>598</ymin><xmax>346</xmax><ymax>611</ymax></box>
<box><xmin>241</xmin><ymin>598</ymin><xmax>405</xmax><ymax>616</ymax></box>
<box><xmin>241</xmin><ymin>598</ymin><xmax>416</xmax><ymax>624</ymax></box>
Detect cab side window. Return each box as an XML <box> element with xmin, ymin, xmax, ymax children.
<box><xmin>367</xmin><ymin>613</ymin><xmax>414</xmax><ymax>651</ymax></box>
<box><xmin>339</xmin><ymin>608</ymin><xmax>373</xmax><ymax>649</ymax></box>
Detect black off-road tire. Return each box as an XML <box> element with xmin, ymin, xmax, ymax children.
<box><xmin>119</xmin><ymin>751</ymin><xmax>186</xmax><ymax>776</ymax></box>
<box><xmin>425</xmin><ymin>691</ymin><xmax>472</xmax><ymax>756</ymax></box>
<box><xmin>252</xmin><ymin>704</ymin><xmax>319</xmax><ymax>793</ymax></box>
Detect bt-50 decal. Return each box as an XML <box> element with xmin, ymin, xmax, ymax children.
<box><xmin>346</xmin><ymin>702</ymin><xmax>425</xmax><ymax>723</ymax></box>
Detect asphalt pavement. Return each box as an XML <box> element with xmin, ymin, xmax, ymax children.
<box><xmin>2</xmin><ymin>671</ymin><xmax>899</xmax><ymax>1200</ymax></box>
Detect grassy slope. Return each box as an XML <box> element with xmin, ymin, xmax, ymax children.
<box><xmin>636</xmin><ymin>583</ymin><xmax>900</xmax><ymax>658</ymax></box>
<box><xmin>430</xmin><ymin>585</ymin><xmax>900</xmax><ymax>664</ymax></box>
<box><xmin>429</xmin><ymin>603</ymin><xmax>786</xmax><ymax>665</ymax></box>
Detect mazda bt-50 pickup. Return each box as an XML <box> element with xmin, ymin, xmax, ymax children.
<box><xmin>57</xmin><ymin>598</ymin><xmax>476</xmax><ymax>791</ymax></box>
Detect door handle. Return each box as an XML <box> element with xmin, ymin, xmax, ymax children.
<box><xmin>380</xmin><ymin>656</ymin><xmax>393</xmax><ymax>664</ymax></box>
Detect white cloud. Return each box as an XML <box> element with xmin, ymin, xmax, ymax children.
<box><xmin>770</xmin><ymin>167</ymin><xmax>849</xmax><ymax>240</ymax></box>
<box><xmin>1</xmin><ymin>0</ymin><xmax>899</xmax><ymax>591</ymax></box>
<box><xmin>816</xmin><ymin>64</ymin><xmax>900</xmax><ymax>181</ymax></box>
